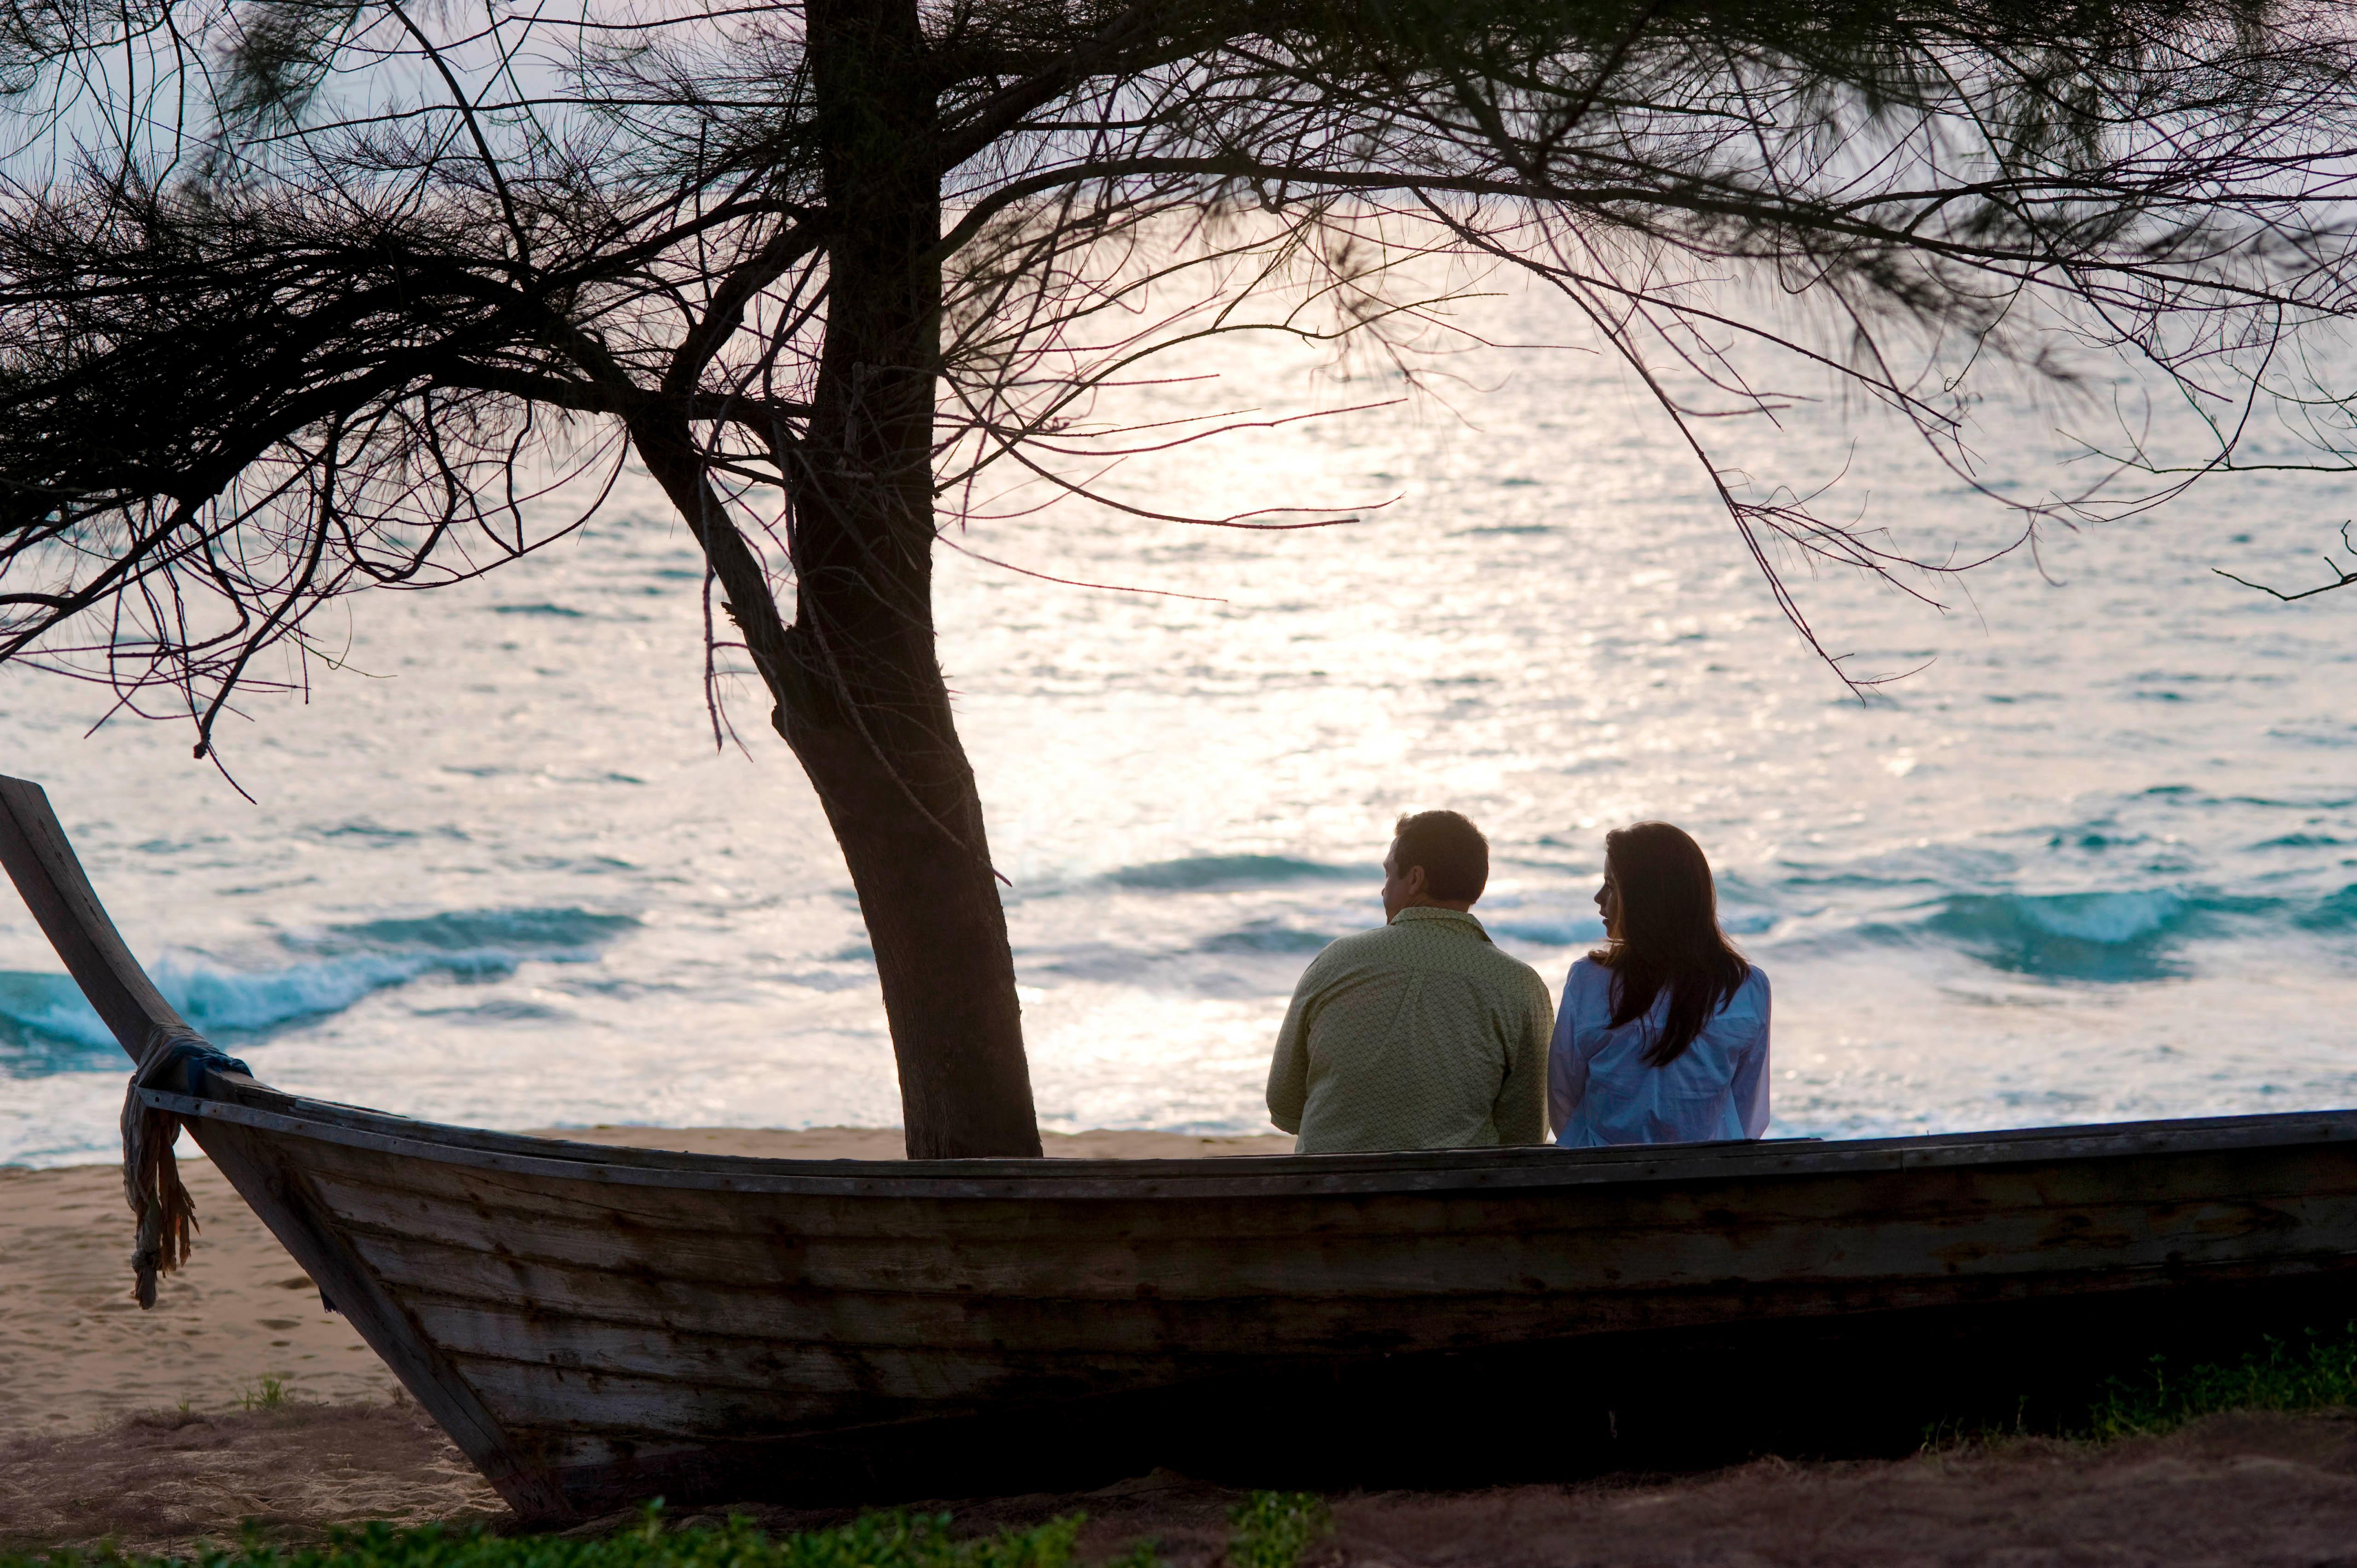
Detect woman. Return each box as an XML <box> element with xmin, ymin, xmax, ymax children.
<box><xmin>1550</xmin><ymin>822</ymin><xmax>1770</xmax><ymax>1146</ymax></box>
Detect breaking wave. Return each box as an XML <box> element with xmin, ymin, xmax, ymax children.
<box><xmin>0</xmin><ymin>905</ymin><xmax>637</xmax><ymax>1050</ymax></box>
<box><xmin>2297</xmin><ymin>885</ymin><xmax>2357</xmax><ymax>932</ymax></box>
<box><xmin>1868</xmin><ymin>889</ymin><xmax>2290</xmax><ymax>982</ymax></box>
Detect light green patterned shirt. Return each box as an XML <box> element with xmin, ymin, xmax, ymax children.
<box><xmin>1266</xmin><ymin>905</ymin><xmax>1553</xmax><ymax>1154</ymax></box>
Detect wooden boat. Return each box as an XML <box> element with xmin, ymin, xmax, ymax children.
<box><xmin>6</xmin><ymin>772</ymin><xmax>2357</xmax><ymax>1520</ymax></box>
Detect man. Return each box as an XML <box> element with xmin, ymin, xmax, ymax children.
<box><xmin>1266</xmin><ymin>810</ymin><xmax>1552</xmax><ymax>1154</ymax></box>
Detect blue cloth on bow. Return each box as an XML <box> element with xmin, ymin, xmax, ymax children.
<box><xmin>138</xmin><ymin>1031</ymin><xmax>252</xmax><ymax>1096</ymax></box>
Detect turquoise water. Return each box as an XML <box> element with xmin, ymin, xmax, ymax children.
<box><xmin>2</xmin><ymin>286</ymin><xmax>2353</xmax><ymax>1165</ymax></box>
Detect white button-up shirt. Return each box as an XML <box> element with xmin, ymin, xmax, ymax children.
<box><xmin>1549</xmin><ymin>958</ymin><xmax>1771</xmax><ymax>1146</ymax></box>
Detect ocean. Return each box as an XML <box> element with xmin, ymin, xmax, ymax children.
<box><xmin>3</xmin><ymin>282</ymin><xmax>2352</xmax><ymax>1166</ymax></box>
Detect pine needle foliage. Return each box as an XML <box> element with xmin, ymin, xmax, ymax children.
<box><xmin>6</xmin><ymin>0</ymin><xmax>2357</xmax><ymax>732</ymax></box>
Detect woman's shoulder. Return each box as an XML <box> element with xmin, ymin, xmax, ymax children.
<box><xmin>1557</xmin><ymin>955</ymin><xmax>1612</xmax><ymax>1014</ymax></box>
<box><xmin>1564</xmin><ymin>955</ymin><xmax>1613</xmax><ymax>989</ymax></box>
<box><xmin>1726</xmin><ymin>962</ymin><xmax>1771</xmax><ymax>1012</ymax></box>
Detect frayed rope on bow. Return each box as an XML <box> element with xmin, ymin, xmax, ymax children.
<box><xmin>122</xmin><ymin>1027</ymin><xmax>250</xmax><ymax>1309</ymax></box>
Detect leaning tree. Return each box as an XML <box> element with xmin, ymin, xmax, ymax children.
<box><xmin>6</xmin><ymin>0</ymin><xmax>2357</xmax><ymax>1155</ymax></box>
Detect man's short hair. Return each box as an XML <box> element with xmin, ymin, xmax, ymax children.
<box><xmin>1392</xmin><ymin>810</ymin><xmax>1489</xmax><ymax>903</ymax></box>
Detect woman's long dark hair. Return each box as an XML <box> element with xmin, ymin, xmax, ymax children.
<box><xmin>1591</xmin><ymin>822</ymin><xmax>1751</xmax><ymax>1067</ymax></box>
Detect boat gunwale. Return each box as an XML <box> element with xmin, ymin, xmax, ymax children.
<box><xmin>156</xmin><ymin>1081</ymin><xmax>2357</xmax><ymax>1200</ymax></box>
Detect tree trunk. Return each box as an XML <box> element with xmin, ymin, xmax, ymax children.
<box><xmin>629</xmin><ymin>0</ymin><xmax>1039</xmax><ymax>1158</ymax></box>
<box><xmin>768</xmin><ymin>0</ymin><xmax>1039</xmax><ymax>1158</ymax></box>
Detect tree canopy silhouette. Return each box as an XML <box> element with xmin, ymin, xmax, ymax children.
<box><xmin>6</xmin><ymin>0</ymin><xmax>2357</xmax><ymax>1153</ymax></box>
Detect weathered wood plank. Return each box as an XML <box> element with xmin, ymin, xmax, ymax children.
<box><xmin>212</xmin><ymin>1071</ymin><xmax>2357</xmax><ymax>1175</ymax></box>
<box><xmin>299</xmin><ymin>1148</ymin><xmax>2357</xmax><ymax>1256</ymax></box>
<box><xmin>306</xmin><ymin>1158</ymin><xmax>2357</xmax><ymax>1302</ymax></box>
<box><xmin>354</xmin><ymin>1238</ymin><xmax>1580</xmax><ymax>1355</ymax></box>
<box><xmin>493</xmin><ymin>1426</ymin><xmax>712</xmax><ymax>1476</ymax></box>
<box><xmin>291</xmin><ymin>1130</ymin><xmax>2340</xmax><ymax>1238</ymax></box>
<box><xmin>366</xmin><ymin>1222</ymin><xmax>2357</xmax><ymax>1343</ymax></box>
<box><xmin>290</xmin><ymin>1117</ymin><xmax>2357</xmax><ymax>1234</ymax></box>
<box><xmin>447</xmin><ymin>1355</ymin><xmax>916</xmax><ymax>1437</ymax></box>
<box><xmin>403</xmin><ymin>1258</ymin><xmax>2357</xmax><ymax>1414</ymax></box>
<box><xmin>410</xmin><ymin>1296</ymin><xmax>1207</xmax><ymax>1399</ymax></box>
<box><xmin>149</xmin><ymin>1086</ymin><xmax>2357</xmax><ymax>1201</ymax></box>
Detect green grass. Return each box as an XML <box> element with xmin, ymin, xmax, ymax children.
<box><xmin>0</xmin><ymin>1506</ymin><xmax>1100</xmax><ymax>1568</ymax></box>
<box><xmin>0</xmin><ymin>1488</ymin><xmax>1349</xmax><ymax>1568</ymax></box>
<box><xmin>235</xmin><ymin>1376</ymin><xmax>288</xmax><ymax>1413</ymax></box>
<box><xmin>2084</xmin><ymin>1321</ymin><xmax>2357</xmax><ymax>1439</ymax></box>
<box><xmin>1925</xmin><ymin>1319</ymin><xmax>2357</xmax><ymax>1449</ymax></box>
<box><xmin>1225</xmin><ymin>1493</ymin><xmax>1329</xmax><ymax>1568</ymax></box>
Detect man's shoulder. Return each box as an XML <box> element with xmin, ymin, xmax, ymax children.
<box><xmin>1417</xmin><ymin>915</ymin><xmax>1549</xmax><ymax>995</ymax></box>
<box><xmin>1300</xmin><ymin>917</ymin><xmax>1486</xmax><ymax>980</ymax></box>
<box><xmin>1476</xmin><ymin>939</ymin><xmax>1551</xmax><ymax>1001</ymax></box>
<box><xmin>1305</xmin><ymin>916</ymin><xmax>1544</xmax><ymax>990</ymax></box>
<box><xmin>1300</xmin><ymin>923</ymin><xmax>1404</xmax><ymax>974</ymax></box>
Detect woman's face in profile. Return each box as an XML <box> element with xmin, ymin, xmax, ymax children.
<box><xmin>1595</xmin><ymin>862</ymin><xmax>1621</xmax><ymax>939</ymax></box>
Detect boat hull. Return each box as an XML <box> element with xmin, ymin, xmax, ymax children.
<box><xmin>163</xmin><ymin>1080</ymin><xmax>2357</xmax><ymax>1517</ymax></box>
